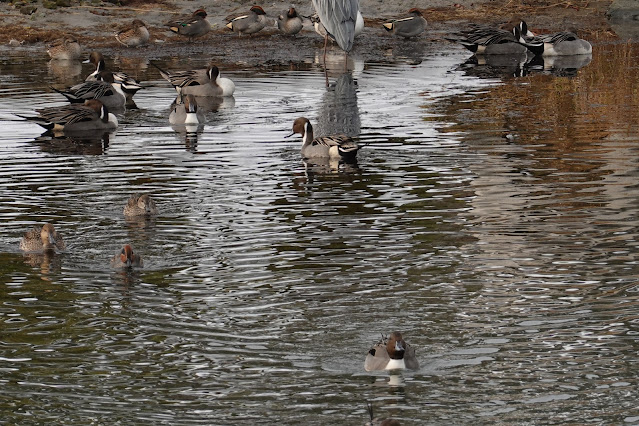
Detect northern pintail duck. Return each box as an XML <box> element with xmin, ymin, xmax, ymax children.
<box><xmin>310</xmin><ymin>10</ymin><xmax>364</xmax><ymax>41</ymax></box>
<box><xmin>19</xmin><ymin>223</ymin><xmax>66</xmax><ymax>253</ymax></box>
<box><xmin>124</xmin><ymin>193</ymin><xmax>158</xmax><ymax>217</ymax></box>
<box><xmin>154</xmin><ymin>62</ymin><xmax>235</xmax><ymax>97</ymax></box>
<box><xmin>382</xmin><ymin>8</ymin><xmax>427</xmax><ymax>38</ymax></box>
<box><xmin>167</xmin><ymin>8</ymin><xmax>211</xmax><ymax>42</ymax></box>
<box><xmin>53</xmin><ymin>71</ymin><xmax>126</xmax><ymax>110</ymax></box>
<box><xmin>115</xmin><ymin>19</ymin><xmax>150</xmax><ymax>47</ymax></box>
<box><xmin>446</xmin><ymin>21</ymin><xmax>532</xmax><ymax>55</ymax></box>
<box><xmin>47</xmin><ymin>37</ymin><xmax>82</xmax><ymax>61</ymax></box>
<box><xmin>364</xmin><ymin>331</ymin><xmax>419</xmax><ymax>371</ymax></box>
<box><xmin>85</xmin><ymin>52</ymin><xmax>143</xmax><ymax>106</ymax></box>
<box><xmin>277</xmin><ymin>7</ymin><xmax>303</xmax><ymax>36</ymax></box>
<box><xmin>111</xmin><ymin>244</ymin><xmax>143</xmax><ymax>268</ymax></box>
<box><xmin>226</xmin><ymin>6</ymin><xmax>270</xmax><ymax>35</ymax></box>
<box><xmin>516</xmin><ymin>27</ymin><xmax>592</xmax><ymax>56</ymax></box>
<box><xmin>169</xmin><ymin>94</ymin><xmax>203</xmax><ymax>125</ymax></box>
<box><xmin>20</xmin><ymin>99</ymin><xmax>118</xmax><ymax>132</ymax></box>
<box><xmin>286</xmin><ymin>117</ymin><xmax>359</xmax><ymax>161</ymax></box>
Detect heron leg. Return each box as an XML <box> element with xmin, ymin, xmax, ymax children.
<box><xmin>323</xmin><ymin>34</ymin><xmax>329</xmax><ymax>87</ymax></box>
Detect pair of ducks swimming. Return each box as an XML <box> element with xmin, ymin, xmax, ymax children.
<box><xmin>20</xmin><ymin>194</ymin><xmax>156</xmax><ymax>268</ymax></box>
<box><xmin>447</xmin><ymin>20</ymin><xmax>592</xmax><ymax>56</ymax></box>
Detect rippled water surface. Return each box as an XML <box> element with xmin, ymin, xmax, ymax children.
<box><xmin>1</xmin><ymin>42</ymin><xmax>639</xmax><ymax>424</ymax></box>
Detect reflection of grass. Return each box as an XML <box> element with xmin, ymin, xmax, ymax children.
<box><xmin>435</xmin><ymin>43</ymin><xmax>639</xmax><ymax>187</ymax></box>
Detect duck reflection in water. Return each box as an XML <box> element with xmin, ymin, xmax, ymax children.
<box><xmin>48</xmin><ymin>59</ymin><xmax>83</xmax><ymax>86</ymax></box>
<box><xmin>456</xmin><ymin>53</ymin><xmax>528</xmax><ymax>79</ymax></box>
<box><xmin>31</xmin><ymin>131</ymin><xmax>110</xmax><ymax>155</ymax></box>
<box><xmin>524</xmin><ymin>53</ymin><xmax>592</xmax><ymax>77</ymax></box>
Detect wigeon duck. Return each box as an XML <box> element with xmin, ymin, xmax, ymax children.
<box><xmin>382</xmin><ymin>8</ymin><xmax>427</xmax><ymax>39</ymax></box>
<box><xmin>84</xmin><ymin>52</ymin><xmax>143</xmax><ymax>106</ymax></box>
<box><xmin>364</xmin><ymin>331</ymin><xmax>419</xmax><ymax>371</ymax></box>
<box><xmin>47</xmin><ymin>37</ymin><xmax>82</xmax><ymax>60</ymax></box>
<box><xmin>111</xmin><ymin>244</ymin><xmax>143</xmax><ymax>268</ymax></box>
<box><xmin>515</xmin><ymin>27</ymin><xmax>592</xmax><ymax>56</ymax></box>
<box><xmin>167</xmin><ymin>8</ymin><xmax>211</xmax><ymax>42</ymax></box>
<box><xmin>226</xmin><ymin>6</ymin><xmax>270</xmax><ymax>35</ymax></box>
<box><xmin>19</xmin><ymin>99</ymin><xmax>118</xmax><ymax>132</ymax></box>
<box><xmin>115</xmin><ymin>19</ymin><xmax>150</xmax><ymax>47</ymax></box>
<box><xmin>19</xmin><ymin>223</ymin><xmax>66</xmax><ymax>253</ymax></box>
<box><xmin>446</xmin><ymin>21</ymin><xmax>532</xmax><ymax>55</ymax></box>
<box><xmin>53</xmin><ymin>71</ymin><xmax>126</xmax><ymax>111</ymax></box>
<box><xmin>277</xmin><ymin>7</ymin><xmax>303</xmax><ymax>36</ymax></box>
<box><xmin>153</xmin><ymin>62</ymin><xmax>235</xmax><ymax>97</ymax></box>
<box><xmin>123</xmin><ymin>193</ymin><xmax>158</xmax><ymax>217</ymax></box>
<box><xmin>169</xmin><ymin>94</ymin><xmax>203</xmax><ymax>125</ymax></box>
<box><xmin>286</xmin><ymin>117</ymin><xmax>359</xmax><ymax>162</ymax></box>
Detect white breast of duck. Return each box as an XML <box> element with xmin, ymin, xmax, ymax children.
<box><xmin>296</xmin><ymin>118</ymin><xmax>358</xmax><ymax>160</ymax></box>
<box><xmin>385</xmin><ymin>358</ymin><xmax>406</xmax><ymax>370</ymax></box>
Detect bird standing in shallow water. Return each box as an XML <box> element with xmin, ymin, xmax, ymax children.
<box><xmin>312</xmin><ymin>0</ymin><xmax>359</xmax><ymax>64</ymax></box>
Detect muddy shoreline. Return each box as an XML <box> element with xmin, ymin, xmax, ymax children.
<box><xmin>0</xmin><ymin>0</ymin><xmax>618</xmax><ymax>64</ymax></box>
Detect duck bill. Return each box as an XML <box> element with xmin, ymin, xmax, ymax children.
<box><xmin>284</xmin><ymin>131</ymin><xmax>296</xmax><ymax>138</ymax></box>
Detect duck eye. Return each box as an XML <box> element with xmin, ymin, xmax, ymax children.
<box><xmin>369</xmin><ymin>348</ymin><xmax>376</xmax><ymax>356</ymax></box>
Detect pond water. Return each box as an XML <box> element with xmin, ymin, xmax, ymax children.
<box><xmin>1</xmin><ymin>40</ymin><xmax>638</xmax><ymax>424</ymax></box>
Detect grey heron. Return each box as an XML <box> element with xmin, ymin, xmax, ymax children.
<box><xmin>312</xmin><ymin>0</ymin><xmax>359</xmax><ymax>63</ymax></box>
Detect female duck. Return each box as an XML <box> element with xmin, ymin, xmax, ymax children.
<box><xmin>286</xmin><ymin>117</ymin><xmax>359</xmax><ymax>161</ymax></box>
<box><xmin>115</xmin><ymin>19</ymin><xmax>150</xmax><ymax>47</ymax></box>
<box><xmin>364</xmin><ymin>331</ymin><xmax>419</xmax><ymax>371</ymax></box>
<box><xmin>20</xmin><ymin>223</ymin><xmax>66</xmax><ymax>253</ymax></box>
<box><xmin>123</xmin><ymin>193</ymin><xmax>159</xmax><ymax>217</ymax></box>
<box><xmin>47</xmin><ymin>37</ymin><xmax>82</xmax><ymax>60</ymax></box>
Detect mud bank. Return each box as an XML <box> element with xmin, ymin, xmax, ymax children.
<box><xmin>0</xmin><ymin>0</ymin><xmax>618</xmax><ymax>64</ymax></box>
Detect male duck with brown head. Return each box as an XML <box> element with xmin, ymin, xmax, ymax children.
<box><xmin>20</xmin><ymin>223</ymin><xmax>66</xmax><ymax>253</ymax></box>
<box><xmin>226</xmin><ymin>6</ymin><xmax>269</xmax><ymax>35</ymax></box>
<box><xmin>277</xmin><ymin>7</ymin><xmax>303</xmax><ymax>36</ymax></box>
<box><xmin>286</xmin><ymin>117</ymin><xmax>359</xmax><ymax>162</ymax></box>
<box><xmin>382</xmin><ymin>8</ymin><xmax>427</xmax><ymax>39</ymax></box>
<box><xmin>167</xmin><ymin>8</ymin><xmax>211</xmax><ymax>42</ymax></box>
<box><xmin>364</xmin><ymin>331</ymin><xmax>419</xmax><ymax>371</ymax></box>
<box><xmin>111</xmin><ymin>244</ymin><xmax>143</xmax><ymax>268</ymax></box>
